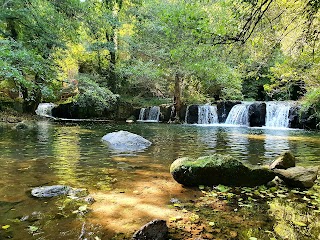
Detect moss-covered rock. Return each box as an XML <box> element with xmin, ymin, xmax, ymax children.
<box><xmin>269</xmin><ymin>151</ymin><xmax>296</xmax><ymax>170</ymax></box>
<box><xmin>170</xmin><ymin>154</ymin><xmax>276</xmax><ymax>187</ymax></box>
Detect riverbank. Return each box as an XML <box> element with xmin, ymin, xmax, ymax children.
<box><xmin>0</xmin><ymin>109</ymin><xmax>37</xmax><ymax>124</ymax></box>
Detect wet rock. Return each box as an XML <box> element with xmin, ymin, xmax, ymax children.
<box><xmin>170</xmin><ymin>154</ymin><xmax>276</xmax><ymax>187</ymax></box>
<box><xmin>159</xmin><ymin>104</ymin><xmax>173</xmax><ymax>122</ymax></box>
<box><xmin>274</xmin><ymin>166</ymin><xmax>319</xmax><ymax>188</ymax></box>
<box><xmin>67</xmin><ymin>188</ymin><xmax>89</xmax><ymax>198</ymax></box>
<box><xmin>267</xmin><ymin>176</ymin><xmax>284</xmax><ymax>187</ymax></box>
<box><xmin>31</xmin><ymin>185</ymin><xmax>71</xmax><ymax>198</ymax></box>
<box><xmin>31</xmin><ymin>185</ymin><xmax>92</xmax><ymax>200</ymax></box>
<box><xmin>185</xmin><ymin>105</ymin><xmax>198</xmax><ymax>124</ymax></box>
<box><xmin>269</xmin><ymin>151</ymin><xmax>296</xmax><ymax>170</ymax></box>
<box><xmin>101</xmin><ymin>130</ymin><xmax>152</xmax><ymax>152</ymax></box>
<box><xmin>84</xmin><ymin>196</ymin><xmax>95</xmax><ymax>204</ymax></box>
<box><xmin>132</xmin><ymin>219</ymin><xmax>168</xmax><ymax>240</ymax></box>
<box><xmin>13</xmin><ymin>121</ymin><xmax>36</xmax><ymax>130</ymax></box>
<box><xmin>248</xmin><ymin>102</ymin><xmax>266</xmax><ymax>127</ymax></box>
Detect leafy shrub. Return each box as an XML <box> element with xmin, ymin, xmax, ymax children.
<box><xmin>75</xmin><ymin>74</ymin><xmax>119</xmax><ymax>116</ymax></box>
<box><xmin>301</xmin><ymin>87</ymin><xmax>320</xmax><ymax>123</ymax></box>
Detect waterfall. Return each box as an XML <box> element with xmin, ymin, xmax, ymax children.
<box><xmin>138</xmin><ymin>108</ymin><xmax>146</xmax><ymax>121</ymax></box>
<box><xmin>265</xmin><ymin>102</ymin><xmax>292</xmax><ymax>128</ymax></box>
<box><xmin>198</xmin><ymin>105</ymin><xmax>219</xmax><ymax>124</ymax></box>
<box><xmin>184</xmin><ymin>106</ymin><xmax>190</xmax><ymax>123</ymax></box>
<box><xmin>225</xmin><ymin>103</ymin><xmax>251</xmax><ymax>126</ymax></box>
<box><xmin>35</xmin><ymin>103</ymin><xmax>56</xmax><ymax>118</ymax></box>
<box><xmin>138</xmin><ymin>106</ymin><xmax>160</xmax><ymax>122</ymax></box>
<box><xmin>147</xmin><ymin>106</ymin><xmax>160</xmax><ymax>121</ymax></box>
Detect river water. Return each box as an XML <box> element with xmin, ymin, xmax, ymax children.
<box><xmin>0</xmin><ymin>121</ymin><xmax>319</xmax><ymax>239</ymax></box>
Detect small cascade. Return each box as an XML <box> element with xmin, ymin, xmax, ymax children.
<box><xmin>225</xmin><ymin>103</ymin><xmax>251</xmax><ymax>126</ymax></box>
<box><xmin>147</xmin><ymin>106</ymin><xmax>160</xmax><ymax>121</ymax></box>
<box><xmin>138</xmin><ymin>108</ymin><xmax>146</xmax><ymax>121</ymax></box>
<box><xmin>184</xmin><ymin>106</ymin><xmax>190</xmax><ymax>123</ymax></box>
<box><xmin>198</xmin><ymin>105</ymin><xmax>219</xmax><ymax>124</ymax></box>
<box><xmin>35</xmin><ymin>103</ymin><xmax>56</xmax><ymax>118</ymax></box>
<box><xmin>265</xmin><ymin>102</ymin><xmax>292</xmax><ymax>128</ymax></box>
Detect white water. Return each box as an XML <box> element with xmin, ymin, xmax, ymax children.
<box><xmin>138</xmin><ymin>108</ymin><xmax>146</xmax><ymax>121</ymax></box>
<box><xmin>138</xmin><ymin>106</ymin><xmax>160</xmax><ymax>122</ymax></box>
<box><xmin>225</xmin><ymin>103</ymin><xmax>251</xmax><ymax>126</ymax></box>
<box><xmin>35</xmin><ymin>103</ymin><xmax>56</xmax><ymax>118</ymax></box>
<box><xmin>148</xmin><ymin>106</ymin><xmax>160</xmax><ymax>121</ymax></box>
<box><xmin>185</xmin><ymin>106</ymin><xmax>190</xmax><ymax>123</ymax></box>
<box><xmin>198</xmin><ymin>105</ymin><xmax>219</xmax><ymax>124</ymax></box>
<box><xmin>265</xmin><ymin>102</ymin><xmax>292</xmax><ymax>128</ymax></box>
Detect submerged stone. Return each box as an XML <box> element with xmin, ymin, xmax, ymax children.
<box><xmin>132</xmin><ymin>219</ymin><xmax>168</xmax><ymax>240</ymax></box>
<box><xmin>270</xmin><ymin>151</ymin><xmax>296</xmax><ymax>170</ymax></box>
<box><xmin>101</xmin><ymin>130</ymin><xmax>152</xmax><ymax>152</ymax></box>
<box><xmin>170</xmin><ymin>154</ymin><xmax>276</xmax><ymax>187</ymax></box>
<box><xmin>274</xmin><ymin>166</ymin><xmax>319</xmax><ymax>188</ymax></box>
<box><xmin>31</xmin><ymin>185</ymin><xmax>93</xmax><ymax>201</ymax></box>
<box><xmin>31</xmin><ymin>185</ymin><xmax>71</xmax><ymax>198</ymax></box>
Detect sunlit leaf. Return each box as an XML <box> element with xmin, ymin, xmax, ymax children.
<box><xmin>28</xmin><ymin>225</ymin><xmax>39</xmax><ymax>233</ymax></box>
<box><xmin>1</xmin><ymin>225</ymin><xmax>10</xmax><ymax>230</ymax></box>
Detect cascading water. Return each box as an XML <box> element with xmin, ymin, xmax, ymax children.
<box><xmin>35</xmin><ymin>103</ymin><xmax>56</xmax><ymax>118</ymax></box>
<box><xmin>147</xmin><ymin>106</ymin><xmax>160</xmax><ymax>121</ymax></box>
<box><xmin>265</xmin><ymin>102</ymin><xmax>292</xmax><ymax>128</ymax></box>
<box><xmin>198</xmin><ymin>105</ymin><xmax>219</xmax><ymax>124</ymax></box>
<box><xmin>225</xmin><ymin>103</ymin><xmax>251</xmax><ymax>126</ymax></box>
<box><xmin>138</xmin><ymin>106</ymin><xmax>160</xmax><ymax>122</ymax></box>
<box><xmin>138</xmin><ymin>108</ymin><xmax>146</xmax><ymax>121</ymax></box>
<box><xmin>184</xmin><ymin>106</ymin><xmax>190</xmax><ymax>123</ymax></box>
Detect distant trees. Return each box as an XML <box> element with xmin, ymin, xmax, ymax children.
<box><xmin>0</xmin><ymin>0</ymin><xmax>318</xmax><ymax>114</ymax></box>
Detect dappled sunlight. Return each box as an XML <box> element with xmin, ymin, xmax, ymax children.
<box><xmin>89</xmin><ymin>169</ymin><xmax>201</xmax><ymax>238</ymax></box>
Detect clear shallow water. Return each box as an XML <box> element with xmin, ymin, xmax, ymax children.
<box><xmin>0</xmin><ymin>121</ymin><xmax>319</xmax><ymax>239</ymax></box>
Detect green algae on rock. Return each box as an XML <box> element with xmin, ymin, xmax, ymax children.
<box><xmin>170</xmin><ymin>154</ymin><xmax>276</xmax><ymax>187</ymax></box>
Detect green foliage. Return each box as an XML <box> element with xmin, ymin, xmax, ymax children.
<box><xmin>301</xmin><ymin>87</ymin><xmax>320</xmax><ymax>124</ymax></box>
<box><xmin>75</xmin><ymin>74</ymin><xmax>119</xmax><ymax>113</ymax></box>
<box><xmin>0</xmin><ymin>40</ymin><xmax>50</xmax><ymax>96</ymax></box>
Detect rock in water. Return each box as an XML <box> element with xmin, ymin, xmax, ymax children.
<box><xmin>132</xmin><ymin>219</ymin><xmax>168</xmax><ymax>240</ymax></box>
<box><xmin>101</xmin><ymin>130</ymin><xmax>152</xmax><ymax>152</ymax></box>
<box><xmin>274</xmin><ymin>166</ymin><xmax>319</xmax><ymax>188</ymax></box>
<box><xmin>31</xmin><ymin>185</ymin><xmax>71</xmax><ymax>198</ymax></box>
<box><xmin>270</xmin><ymin>151</ymin><xmax>296</xmax><ymax>170</ymax></box>
<box><xmin>170</xmin><ymin>154</ymin><xmax>276</xmax><ymax>187</ymax></box>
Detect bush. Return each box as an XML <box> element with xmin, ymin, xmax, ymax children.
<box><xmin>301</xmin><ymin>88</ymin><xmax>320</xmax><ymax>123</ymax></box>
<box><xmin>74</xmin><ymin>74</ymin><xmax>119</xmax><ymax>117</ymax></box>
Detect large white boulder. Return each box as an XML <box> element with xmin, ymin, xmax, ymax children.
<box><xmin>101</xmin><ymin>130</ymin><xmax>152</xmax><ymax>152</ymax></box>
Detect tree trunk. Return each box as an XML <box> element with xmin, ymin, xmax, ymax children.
<box><xmin>108</xmin><ymin>39</ymin><xmax>117</xmax><ymax>92</ymax></box>
<box><xmin>173</xmin><ymin>72</ymin><xmax>182</xmax><ymax>122</ymax></box>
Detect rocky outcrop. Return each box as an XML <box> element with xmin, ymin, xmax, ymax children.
<box><xmin>132</xmin><ymin>219</ymin><xmax>168</xmax><ymax>240</ymax></box>
<box><xmin>269</xmin><ymin>151</ymin><xmax>296</xmax><ymax>170</ymax></box>
<box><xmin>101</xmin><ymin>130</ymin><xmax>152</xmax><ymax>152</ymax></box>
<box><xmin>159</xmin><ymin>104</ymin><xmax>174</xmax><ymax>122</ymax></box>
<box><xmin>170</xmin><ymin>154</ymin><xmax>276</xmax><ymax>187</ymax></box>
<box><xmin>185</xmin><ymin>105</ymin><xmax>198</xmax><ymax>124</ymax></box>
<box><xmin>273</xmin><ymin>166</ymin><xmax>319</xmax><ymax>188</ymax></box>
<box><xmin>248</xmin><ymin>102</ymin><xmax>266</xmax><ymax>127</ymax></box>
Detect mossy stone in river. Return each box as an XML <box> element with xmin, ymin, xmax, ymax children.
<box><xmin>170</xmin><ymin>154</ymin><xmax>276</xmax><ymax>187</ymax></box>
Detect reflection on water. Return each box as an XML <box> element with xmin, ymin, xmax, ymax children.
<box><xmin>0</xmin><ymin>122</ymin><xmax>319</xmax><ymax>239</ymax></box>
<box><xmin>226</xmin><ymin>127</ymin><xmax>249</xmax><ymax>157</ymax></box>
<box><xmin>264</xmin><ymin>129</ymin><xmax>290</xmax><ymax>159</ymax></box>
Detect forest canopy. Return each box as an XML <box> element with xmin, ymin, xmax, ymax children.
<box><xmin>0</xmin><ymin>0</ymin><xmax>319</xmax><ymax>117</ymax></box>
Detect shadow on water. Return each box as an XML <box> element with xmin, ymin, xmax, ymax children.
<box><xmin>0</xmin><ymin>121</ymin><xmax>319</xmax><ymax>239</ymax></box>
